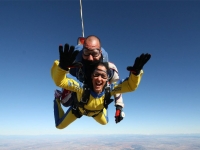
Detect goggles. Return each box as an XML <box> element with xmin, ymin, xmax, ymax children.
<box><xmin>92</xmin><ymin>69</ymin><xmax>108</xmax><ymax>79</ymax></box>
<box><xmin>83</xmin><ymin>47</ymin><xmax>101</xmax><ymax>57</ymax></box>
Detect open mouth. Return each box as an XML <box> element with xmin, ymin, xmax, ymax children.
<box><xmin>94</xmin><ymin>81</ymin><xmax>103</xmax><ymax>88</ymax></box>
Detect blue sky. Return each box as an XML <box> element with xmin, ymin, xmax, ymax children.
<box><xmin>0</xmin><ymin>0</ymin><xmax>200</xmax><ymax>135</ymax></box>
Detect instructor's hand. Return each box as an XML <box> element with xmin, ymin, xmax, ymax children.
<box><xmin>115</xmin><ymin>105</ymin><xmax>125</xmax><ymax>123</ymax></box>
<box><xmin>59</xmin><ymin>44</ymin><xmax>80</xmax><ymax>71</ymax></box>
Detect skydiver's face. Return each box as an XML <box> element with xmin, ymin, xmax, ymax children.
<box><xmin>91</xmin><ymin>65</ymin><xmax>108</xmax><ymax>94</ymax></box>
<box><xmin>82</xmin><ymin>39</ymin><xmax>102</xmax><ymax>62</ymax></box>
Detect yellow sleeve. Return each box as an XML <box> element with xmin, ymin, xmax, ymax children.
<box><xmin>51</xmin><ymin>60</ymin><xmax>83</xmax><ymax>94</ymax></box>
<box><xmin>110</xmin><ymin>70</ymin><xmax>144</xmax><ymax>95</ymax></box>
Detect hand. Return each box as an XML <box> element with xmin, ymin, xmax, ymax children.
<box><xmin>59</xmin><ymin>44</ymin><xmax>80</xmax><ymax>71</ymax></box>
<box><xmin>127</xmin><ymin>53</ymin><xmax>151</xmax><ymax>75</ymax></box>
<box><xmin>115</xmin><ymin>105</ymin><xmax>125</xmax><ymax>123</ymax></box>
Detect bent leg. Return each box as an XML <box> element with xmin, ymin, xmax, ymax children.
<box><xmin>54</xmin><ymin>98</ymin><xmax>64</xmax><ymax>118</ymax></box>
<box><xmin>93</xmin><ymin>108</ymin><xmax>109</xmax><ymax>125</ymax></box>
<box><xmin>54</xmin><ymin>99</ymin><xmax>77</xmax><ymax>129</ymax></box>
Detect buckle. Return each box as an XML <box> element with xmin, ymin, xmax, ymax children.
<box><xmin>80</xmin><ymin>98</ymin><xmax>88</xmax><ymax>103</ymax></box>
<box><xmin>80</xmin><ymin>87</ymin><xmax>90</xmax><ymax>103</ymax></box>
<box><xmin>73</xmin><ymin>105</ymin><xmax>77</xmax><ymax>110</ymax></box>
<box><xmin>82</xmin><ymin>109</ymin><xmax>88</xmax><ymax>115</ymax></box>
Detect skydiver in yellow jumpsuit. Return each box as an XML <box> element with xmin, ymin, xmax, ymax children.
<box><xmin>51</xmin><ymin>43</ymin><xmax>151</xmax><ymax>129</ymax></box>
<box><xmin>57</xmin><ymin>35</ymin><xmax>125</xmax><ymax>124</ymax></box>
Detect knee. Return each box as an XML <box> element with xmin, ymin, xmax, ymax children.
<box><xmin>98</xmin><ymin>120</ymin><xmax>108</xmax><ymax>125</ymax></box>
<box><xmin>56</xmin><ymin>126</ymin><xmax>63</xmax><ymax>129</ymax></box>
<box><xmin>101</xmin><ymin>122</ymin><xmax>107</xmax><ymax>125</ymax></box>
<box><xmin>56</xmin><ymin>124</ymin><xmax>66</xmax><ymax>129</ymax></box>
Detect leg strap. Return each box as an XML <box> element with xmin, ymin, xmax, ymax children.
<box><xmin>72</xmin><ymin>105</ymin><xmax>83</xmax><ymax>118</ymax></box>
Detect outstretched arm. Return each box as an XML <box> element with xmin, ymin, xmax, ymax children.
<box><xmin>111</xmin><ymin>53</ymin><xmax>151</xmax><ymax>95</ymax></box>
<box><xmin>110</xmin><ymin>70</ymin><xmax>144</xmax><ymax>95</ymax></box>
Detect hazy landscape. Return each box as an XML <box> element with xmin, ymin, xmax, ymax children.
<box><xmin>0</xmin><ymin>134</ymin><xmax>200</xmax><ymax>150</ymax></box>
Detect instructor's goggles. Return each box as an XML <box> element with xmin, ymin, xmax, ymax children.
<box><xmin>83</xmin><ymin>47</ymin><xmax>101</xmax><ymax>57</ymax></box>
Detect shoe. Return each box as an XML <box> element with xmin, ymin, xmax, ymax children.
<box><xmin>61</xmin><ymin>89</ymin><xmax>72</xmax><ymax>104</ymax></box>
<box><xmin>54</xmin><ymin>90</ymin><xmax>62</xmax><ymax>99</ymax></box>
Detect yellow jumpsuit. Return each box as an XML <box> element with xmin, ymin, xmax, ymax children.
<box><xmin>51</xmin><ymin>60</ymin><xmax>143</xmax><ymax>129</ymax></box>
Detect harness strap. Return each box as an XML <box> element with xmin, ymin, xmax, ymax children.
<box><xmin>79</xmin><ymin>85</ymin><xmax>90</xmax><ymax>107</ymax></box>
<box><xmin>82</xmin><ymin>107</ymin><xmax>102</xmax><ymax>115</ymax></box>
<box><xmin>92</xmin><ymin>109</ymin><xmax>103</xmax><ymax>117</ymax></box>
<box><xmin>72</xmin><ymin>85</ymin><xmax>113</xmax><ymax>118</ymax></box>
<box><xmin>71</xmin><ymin>92</ymin><xmax>82</xmax><ymax>118</ymax></box>
<box><xmin>72</xmin><ymin>104</ymin><xmax>102</xmax><ymax>118</ymax></box>
<box><xmin>71</xmin><ymin>85</ymin><xmax>90</xmax><ymax>118</ymax></box>
<box><xmin>72</xmin><ymin>105</ymin><xmax>82</xmax><ymax>118</ymax></box>
<box><xmin>104</xmin><ymin>86</ymin><xmax>114</xmax><ymax>109</ymax></box>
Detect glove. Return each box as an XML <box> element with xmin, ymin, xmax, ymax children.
<box><xmin>115</xmin><ymin>105</ymin><xmax>125</xmax><ymax>123</ymax></box>
<box><xmin>127</xmin><ymin>53</ymin><xmax>151</xmax><ymax>75</ymax></box>
<box><xmin>59</xmin><ymin>44</ymin><xmax>80</xmax><ymax>71</ymax></box>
